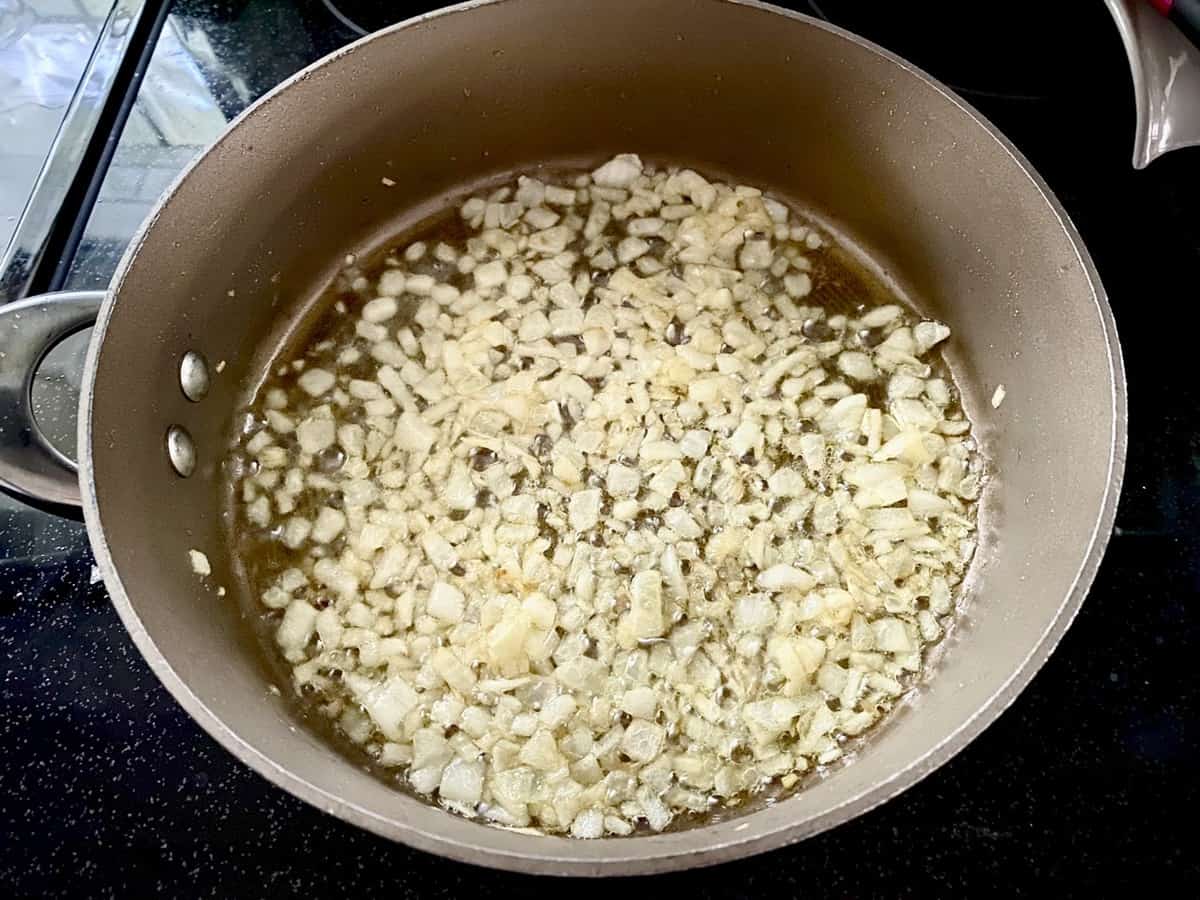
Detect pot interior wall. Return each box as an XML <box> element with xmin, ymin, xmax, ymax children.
<box><xmin>85</xmin><ymin>0</ymin><xmax>1120</xmax><ymax>872</ymax></box>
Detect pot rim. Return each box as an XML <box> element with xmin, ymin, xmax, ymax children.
<box><xmin>79</xmin><ymin>0</ymin><xmax>1128</xmax><ymax>876</ymax></box>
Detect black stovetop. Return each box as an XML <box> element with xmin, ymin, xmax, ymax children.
<box><xmin>1</xmin><ymin>1</ymin><xmax>1197</xmax><ymax>895</ymax></box>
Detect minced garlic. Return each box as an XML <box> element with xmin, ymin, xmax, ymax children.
<box><xmin>232</xmin><ymin>155</ymin><xmax>981</xmax><ymax>837</ymax></box>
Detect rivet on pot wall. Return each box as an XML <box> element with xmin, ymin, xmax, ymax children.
<box><xmin>180</xmin><ymin>350</ymin><xmax>211</xmax><ymax>401</ymax></box>
<box><xmin>166</xmin><ymin>425</ymin><xmax>196</xmax><ymax>477</ymax></box>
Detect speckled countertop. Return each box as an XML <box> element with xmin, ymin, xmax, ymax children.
<box><xmin>1</xmin><ymin>1</ymin><xmax>1197</xmax><ymax>896</ymax></box>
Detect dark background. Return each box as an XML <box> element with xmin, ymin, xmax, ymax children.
<box><xmin>2</xmin><ymin>1</ymin><xmax>1197</xmax><ymax>895</ymax></box>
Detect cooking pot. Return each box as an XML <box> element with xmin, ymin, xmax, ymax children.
<box><xmin>0</xmin><ymin>0</ymin><xmax>1126</xmax><ymax>875</ymax></box>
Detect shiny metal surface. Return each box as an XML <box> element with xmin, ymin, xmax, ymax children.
<box><xmin>164</xmin><ymin>423</ymin><xmax>195</xmax><ymax>476</ymax></box>
<box><xmin>1105</xmin><ymin>0</ymin><xmax>1200</xmax><ymax>168</ymax></box>
<box><xmin>179</xmin><ymin>349</ymin><xmax>210</xmax><ymax>401</ymax></box>
<box><xmin>59</xmin><ymin>0</ymin><xmax>1125</xmax><ymax>875</ymax></box>
<box><xmin>0</xmin><ymin>0</ymin><xmax>146</xmax><ymax>302</ymax></box>
<box><xmin>0</xmin><ymin>289</ymin><xmax>102</xmax><ymax>507</ymax></box>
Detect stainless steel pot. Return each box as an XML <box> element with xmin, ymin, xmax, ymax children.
<box><xmin>0</xmin><ymin>0</ymin><xmax>1126</xmax><ymax>875</ymax></box>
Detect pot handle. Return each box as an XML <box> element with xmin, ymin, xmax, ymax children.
<box><xmin>0</xmin><ymin>291</ymin><xmax>105</xmax><ymax>508</ymax></box>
